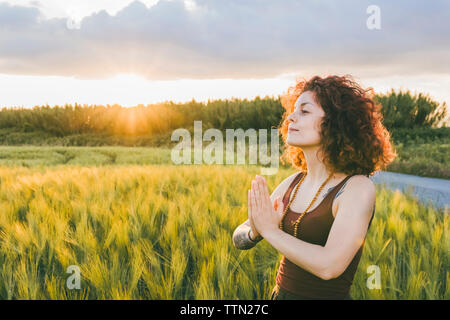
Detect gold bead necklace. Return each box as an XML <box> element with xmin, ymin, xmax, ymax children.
<box><xmin>279</xmin><ymin>171</ymin><xmax>334</xmax><ymax>238</ymax></box>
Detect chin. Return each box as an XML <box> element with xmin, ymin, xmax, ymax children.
<box><xmin>286</xmin><ymin>138</ymin><xmax>303</xmax><ymax>147</ymax></box>
<box><xmin>286</xmin><ymin>138</ymin><xmax>318</xmax><ymax>148</ymax></box>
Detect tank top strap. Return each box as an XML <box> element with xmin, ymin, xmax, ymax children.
<box><xmin>325</xmin><ymin>174</ymin><xmax>354</xmax><ymax>204</ymax></box>
<box><xmin>282</xmin><ymin>171</ymin><xmax>305</xmax><ymax>208</ymax></box>
<box><xmin>308</xmin><ymin>175</ymin><xmax>357</xmax><ymax>218</ymax></box>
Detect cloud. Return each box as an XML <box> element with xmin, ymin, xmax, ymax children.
<box><xmin>0</xmin><ymin>0</ymin><xmax>449</xmax><ymax>80</ymax></box>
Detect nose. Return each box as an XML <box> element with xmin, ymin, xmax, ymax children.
<box><xmin>287</xmin><ymin>110</ymin><xmax>297</xmax><ymax>123</ymax></box>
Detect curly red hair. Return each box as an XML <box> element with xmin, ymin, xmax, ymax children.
<box><xmin>279</xmin><ymin>74</ymin><xmax>397</xmax><ymax>177</ymax></box>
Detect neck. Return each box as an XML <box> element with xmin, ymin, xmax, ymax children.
<box><xmin>301</xmin><ymin>146</ymin><xmax>335</xmax><ymax>186</ymax></box>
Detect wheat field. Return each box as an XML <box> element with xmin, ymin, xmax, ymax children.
<box><xmin>0</xmin><ymin>163</ymin><xmax>448</xmax><ymax>299</ymax></box>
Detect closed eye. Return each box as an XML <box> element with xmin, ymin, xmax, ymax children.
<box><xmin>293</xmin><ymin>107</ymin><xmax>309</xmax><ymax>114</ymax></box>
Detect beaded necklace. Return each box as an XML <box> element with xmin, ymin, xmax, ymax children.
<box><xmin>279</xmin><ymin>171</ymin><xmax>334</xmax><ymax>238</ymax></box>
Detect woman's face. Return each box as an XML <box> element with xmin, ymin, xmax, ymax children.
<box><xmin>286</xmin><ymin>90</ymin><xmax>325</xmax><ymax>148</ymax></box>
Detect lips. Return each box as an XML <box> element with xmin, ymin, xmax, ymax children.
<box><xmin>288</xmin><ymin>127</ymin><xmax>299</xmax><ymax>132</ymax></box>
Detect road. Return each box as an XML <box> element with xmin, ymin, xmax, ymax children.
<box><xmin>369</xmin><ymin>171</ymin><xmax>449</xmax><ymax>212</ymax></box>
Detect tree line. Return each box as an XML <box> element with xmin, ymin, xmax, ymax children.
<box><xmin>0</xmin><ymin>90</ymin><xmax>447</xmax><ymax>140</ymax></box>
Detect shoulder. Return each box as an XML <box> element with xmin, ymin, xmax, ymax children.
<box><xmin>349</xmin><ymin>175</ymin><xmax>376</xmax><ymax>194</ymax></box>
<box><xmin>334</xmin><ymin>175</ymin><xmax>376</xmax><ymax>216</ymax></box>
<box><xmin>335</xmin><ymin>174</ymin><xmax>374</xmax><ymax>193</ymax></box>
<box><xmin>340</xmin><ymin>175</ymin><xmax>376</xmax><ymax>200</ymax></box>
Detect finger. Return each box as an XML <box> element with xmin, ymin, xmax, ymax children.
<box><xmin>263</xmin><ymin>178</ymin><xmax>270</xmax><ymax>199</ymax></box>
<box><xmin>256</xmin><ymin>178</ymin><xmax>265</xmax><ymax>209</ymax></box>
<box><xmin>260</xmin><ymin>178</ymin><xmax>271</xmax><ymax>208</ymax></box>
<box><xmin>251</xmin><ymin>189</ymin><xmax>259</xmax><ymax>214</ymax></box>
<box><xmin>250</xmin><ymin>188</ymin><xmax>255</xmax><ymax>211</ymax></box>
<box><xmin>252</xmin><ymin>180</ymin><xmax>259</xmax><ymax>209</ymax></box>
<box><xmin>254</xmin><ymin>180</ymin><xmax>262</xmax><ymax>210</ymax></box>
<box><xmin>248</xmin><ymin>189</ymin><xmax>254</xmax><ymax>219</ymax></box>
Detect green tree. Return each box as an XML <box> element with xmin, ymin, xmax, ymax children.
<box><xmin>375</xmin><ymin>90</ymin><xmax>447</xmax><ymax>129</ymax></box>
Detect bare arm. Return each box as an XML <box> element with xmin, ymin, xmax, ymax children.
<box><xmin>232</xmin><ymin>172</ymin><xmax>300</xmax><ymax>250</ymax></box>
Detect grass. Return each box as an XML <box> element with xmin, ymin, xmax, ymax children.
<box><xmin>0</xmin><ymin>146</ymin><xmax>173</xmax><ymax>167</ymax></box>
<box><xmin>386</xmin><ymin>143</ymin><xmax>450</xmax><ymax>179</ymax></box>
<box><xmin>0</xmin><ymin>143</ymin><xmax>449</xmax><ymax>179</ymax></box>
<box><xmin>0</xmin><ymin>164</ymin><xmax>448</xmax><ymax>299</ymax></box>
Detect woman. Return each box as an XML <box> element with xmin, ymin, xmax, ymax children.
<box><xmin>232</xmin><ymin>75</ymin><xmax>397</xmax><ymax>300</ymax></box>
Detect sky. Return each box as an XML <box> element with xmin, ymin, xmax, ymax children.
<box><xmin>0</xmin><ymin>0</ymin><xmax>449</xmax><ymax>121</ymax></box>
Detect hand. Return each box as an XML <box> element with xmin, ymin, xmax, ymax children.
<box><xmin>248</xmin><ymin>175</ymin><xmax>285</xmax><ymax>238</ymax></box>
<box><xmin>248</xmin><ymin>191</ymin><xmax>261</xmax><ymax>240</ymax></box>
